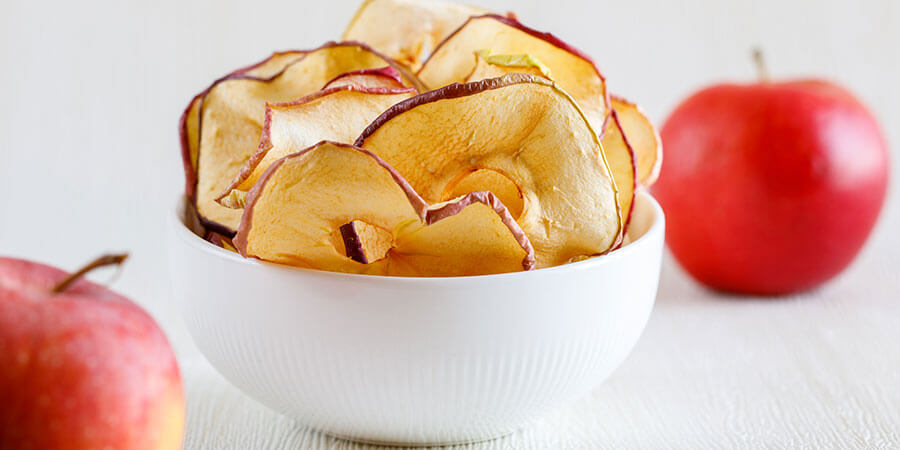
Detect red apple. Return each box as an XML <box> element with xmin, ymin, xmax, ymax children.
<box><xmin>0</xmin><ymin>255</ymin><xmax>184</xmax><ymax>449</ymax></box>
<box><xmin>655</xmin><ymin>54</ymin><xmax>889</xmax><ymax>295</ymax></box>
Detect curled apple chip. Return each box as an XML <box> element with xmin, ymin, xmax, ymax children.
<box><xmin>387</xmin><ymin>192</ymin><xmax>535</xmax><ymax>276</ymax></box>
<box><xmin>356</xmin><ymin>74</ymin><xmax>622</xmax><ymax>267</ymax></box>
<box><xmin>601</xmin><ymin>110</ymin><xmax>637</xmax><ymax>238</ymax></box>
<box><xmin>343</xmin><ymin>0</ymin><xmax>488</xmax><ymax>71</ymax></box>
<box><xmin>179</xmin><ymin>50</ymin><xmax>311</xmax><ymax>203</ymax></box>
<box><xmin>465</xmin><ymin>50</ymin><xmax>552</xmax><ymax>81</ymax></box>
<box><xmin>235</xmin><ymin>141</ymin><xmax>533</xmax><ymax>276</ymax></box>
<box><xmin>611</xmin><ymin>95</ymin><xmax>662</xmax><ymax>186</ymax></box>
<box><xmin>418</xmin><ymin>14</ymin><xmax>610</xmax><ymax>133</ymax></box>
<box><xmin>322</xmin><ymin>66</ymin><xmax>408</xmax><ymax>90</ymax></box>
<box><xmin>183</xmin><ymin>42</ymin><xmax>420</xmax><ymax>235</ymax></box>
<box><xmin>216</xmin><ymin>84</ymin><xmax>416</xmax><ymax>204</ymax></box>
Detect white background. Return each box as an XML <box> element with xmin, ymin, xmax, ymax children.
<box><xmin>1</xmin><ymin>0</ymin><xmax>898</xmax><ymax>448</ymax></box>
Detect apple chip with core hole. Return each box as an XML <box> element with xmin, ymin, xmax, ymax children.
<box><xmin>185</xmin><ymin>42</ymin><xmax>420</xmax><ymax>235</ymax></box>
<box><xmin>343</xmin><ymin>0</ymin><xmax>489</xmax><ymax>71</ymax></box>
<box><xmin>611</xmin><ymin>95</ymin><xmax>662</xmax><ymax>186</ymax></box>
<box><xmin>216</xmin><ymin>84</ymin><xmax>416</xmax><ymax>206</ymax></box>
<box><xmin>601</xmin><ymin>110</ymin><xmax>637</xmax><ymax>237</ymax></box>
<box><xmin>418</xmin><ymin>15</ymin><xmax>610</xmax><ymax>132</ymax></box>
<box><xmin>465</xmin><ymin>50</ymin><xmax>552</xmax><ymax>81</ymax></box>
<box><xmin>234</xmin><ymin>141</ymin><xmax>533</xmax><ymax>276</ymax></box>
<box><xmin>322</xmin><ymin>66</ymin><xmax>408</xmax><ymax>89</ymax></box>
<box><xmin>356</xmin><ymin>74</ymin><xmax>622</xmax><ymax>267</ymax></box>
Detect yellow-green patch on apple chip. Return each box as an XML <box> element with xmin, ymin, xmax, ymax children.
<box><xmin>419</xmin><ymin>15</ymin><xmax>610</xmax><ymax>133</ymax></box>
<box><xmin>465</xmin><ymin>50</ymin><xmax>552</xmax><ymax>81</ymax></box>
<box><xmin>356</xmin><ymin>73</ymin><xmax>622</xmax><ymax>267</ymax></box>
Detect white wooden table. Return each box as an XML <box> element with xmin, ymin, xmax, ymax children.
<box><xmin>179</xmin><ymin>248</ymin><xmax>900</xmax><ymax>449</ymax></box>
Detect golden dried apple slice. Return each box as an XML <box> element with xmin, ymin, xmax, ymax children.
<box><xmin>611</xmin><ymin>95</ymin><xmax>662</xmax><ymax>186</ymax></box>
<box><xmin>387</xmin><ymin>192</ymin><xmax>535</xmax><ymax>276</ymax></box>
<box><xmin>602</xmin><ymin>110</ymin><xmax>637</xmax><ymax>238</ymax></box>
<box><xmin>216</xmin><ymin>84</ymin><xmax>416</xmax><ymax>204</ymax></box>
<box><xmin>356</xmin><ymin>74</ymin><xmax>622</xmax><ymax>267</ymax></box>
<box><xmin>184</xmin><ymin>42</ymin><xmax>421</xmax><ymax>235</ymax></box>
<box><xmin>179</xmin><ymin>50</ymin><xmax>310</xmax><ymax>203</ymax></box>
<box><xmin>418</xmin><ymin>14</ymin><xmax>610</xmax><ymax>133</ymax></box>
<box><xmin>464</xmin><ymin>50</ymin><xmax>552</xmax><ymax>81</ymax></box>
<box><xmin>322</xmin><ymin>66</ymin><xmax>409</xmax><ymax>90</ymax></box>
<box><xmin>343</xmin><ymin>0</ymin><xmax>488</xmax><ymax>71</ymax></box>
<box><xmin>234</xmin><ymin>141</ymin><xmax>427</xmax><ymax>274</ymax></box>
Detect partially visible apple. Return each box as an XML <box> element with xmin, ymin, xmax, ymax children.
<box><xmin>0</xmin><ymin>255</ymin><xmax>184</xmax><ymax>449</ymax></box>
<box><xmin>655</xmin><ymin>52</ymin><xmax>889</xmax><ymax>295</ymax></box>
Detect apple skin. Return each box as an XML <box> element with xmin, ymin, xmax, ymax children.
<box><xmin>655</xmin><ymin>80</ymin><xmax>889</xmax><ymax>295</ymax></box>
<box><xmin>0</xmin><ymin>257</ymin><xmax>184</xmax><ymax>449</ymax></box>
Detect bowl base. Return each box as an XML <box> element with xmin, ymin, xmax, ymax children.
<box><xmin>322</xmin><ymin>428</ymin><xmax>520</xmax><ymax>448</ymax></box>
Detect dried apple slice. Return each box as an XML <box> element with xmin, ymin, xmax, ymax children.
<box><xmin>386</xmin><ymin>192</ymin><xmax>535</xmax><ymax>276</ymax></box>
<box><xmin>179</xmin><ymin>50</ymin><xmax>309</xmax><ymax>203</ymax></box>
<box><xmin>322</xmin><ymin>66</ymin><xmax>407</xmax><ymax>90</ymax></box>
<box><xmin>216</xmin><ymin>84</ymin><xmax>416</xmax><ymax>204</ymax></box>
<box><xmin>184</xmin><ymin>42</ymin><xmax>421</xmax><ymax>235</ymax></box>
<box><xmin>234</xmin><ymin>141</ymin><xmax>427</xmax><ymax>274</ymax></box>
<box><xmin>418</xmin><ymin>14</ymin><xmax>610</xmax><ymax>133</ymax></box>
<box><xmin>602</xmin><ymin>110</ymin><xmax>637</xmax><ymax>238</ymax></box>
<box><xmin>235</xmin><ymin>141</ymin><xmax>533</xmax><ymax>276</ymax></box>
<box><xmin>356</xmin><ymin>74</ymin><xmax>622</xmax><ymax>267</ymax></box>
<box><xmin>611</xmin><ymin>95</ymin><xmax>662</xmax><ymax>186</ymax></box>
<box><xmin>464</xmin><ymin>50</ymin><xmax>552</xmax><ymax>81</ymax></box>
<box><xmin>343</xmin><ymin>0</ymin><xmax>489</xmax><ymax>71</ymax></box>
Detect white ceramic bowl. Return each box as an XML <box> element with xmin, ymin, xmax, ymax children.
<box><xmin>169</xmin><ymin>192</ymin><xmax>664</xmax><ymax>446</ymax></box>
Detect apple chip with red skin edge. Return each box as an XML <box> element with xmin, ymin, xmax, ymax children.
<box><xmin>461</xmin><ymin>50</ymin><xmax>637</xmax><ymax>237</ymax></box>
<box><xmin>611</xmin><ymin>95</ymin><xmax>662</xmax><ymax>186</ymax></box>
<box><xmin>387</xmin><ymin>191</ymin><xmax>536</xmax><ymax>276</ymax></box>
<box><xmin>418</xmin><ymin>14</ymin><xmax>610</xmax><ymax>135</ymax></box>
<box><xmin>234</xmin><ymin>141</ymin><xmax>533</xmax><ymax>276</ymax></box>
<box><xmin>216</xmin><ymin>84</ymin><xmax>416</xmax><ymax>206</ymax></box>
<box><xmin>322</xmin><ymin>66</ymin><xmax>408</xmax><ymax>90</ymax></box>
<box><xmin>356</xmin><ymin>73</ymin><xmax>622</xmax><ymax>268</ymax></box>
<box><xmin>601</xmin><ymin>110</ymin><xmax>637</xmax><ymax>242</ymax></box>
<box><xmin>179</xmin><ymin>50</ymin><xmax>314</xmax><ymax>202</ymax></box>
<box><xmin>180</xmin><ymin>41</ymin><xmax>422</xmax><ymax>236</ymax></box>
<box><xmin>343</xmin><ymin>0</ymin><xmax>489</xmax><ymax>71</ymax></box>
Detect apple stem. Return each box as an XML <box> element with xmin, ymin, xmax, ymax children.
<box><xmin>51</xmin><ymin>253</ymin><xmax>129</xmax><ymax>293</ymax></box>
<box><xmin>752</xmin><ymin>48</ymin><xmax>770</xmax><ymax>82</ymax></box>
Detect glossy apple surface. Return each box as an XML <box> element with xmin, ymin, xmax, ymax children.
<box><xmin>655</xmin><ymin>79</ymin><xmax>888</xmax><ymax>295</ymax></box>
<box><xmin>0</xmin><ymin>257</ymin><xmax>184</xmax><ymax>449</ymax></box>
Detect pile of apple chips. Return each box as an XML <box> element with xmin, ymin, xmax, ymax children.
<box><xmin>180</xmin><ymin>0</ymin><xmax>661</xmax><ymax>277</ymax></box>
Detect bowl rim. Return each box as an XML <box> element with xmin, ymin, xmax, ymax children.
<box><xmin>171</xmin><ymin>191</ymin><xmax>664</xmax><ymax>283</ymax></box>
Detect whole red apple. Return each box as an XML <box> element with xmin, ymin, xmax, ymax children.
<box><xmin>655</xmin><ymin>56</ymin><xmax>889</xmax><ymax>295</ymax></box>
<box><xmin>0</xmin><ymin>255</ymin><xmax>185</xmax><ymax>449</ymax></box>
